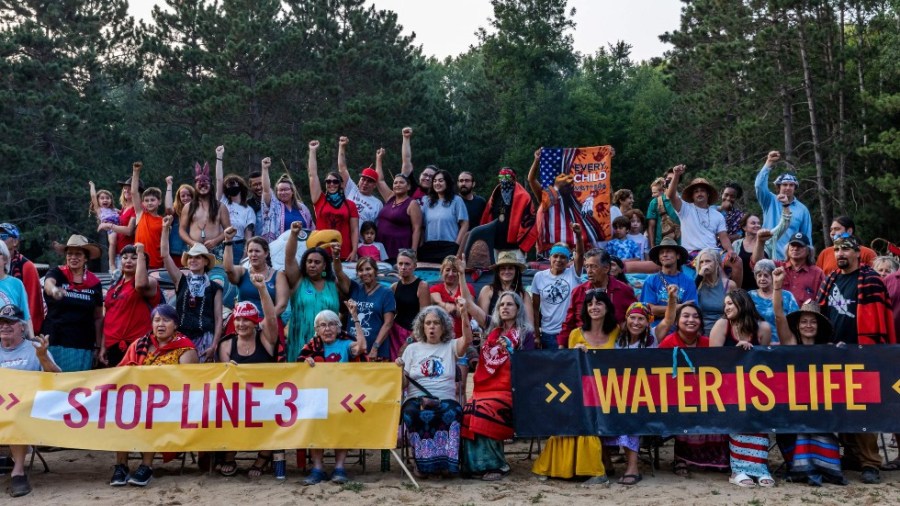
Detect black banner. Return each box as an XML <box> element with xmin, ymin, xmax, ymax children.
<box><xmin>511</xmin><ymin>346</ymin><xmax>900</xmax><ymax>436</ymax></box>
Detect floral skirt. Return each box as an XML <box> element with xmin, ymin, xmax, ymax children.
<box><xmin>401</xmin><ymin>398</ymin><xmax>463</xmax><ymax>474</ymax></box>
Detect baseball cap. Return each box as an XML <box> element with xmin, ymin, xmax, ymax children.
<box><xmin>0</xmin><ymin>223</ymin><xmax>20</xmax><ymax>239</ymax></box>
<box><xmin>0</xmin><ymin>304</ymin><xmax>25</xmax><ymax>323</ymax></box>
<box><xmin>788</xmin><ymin>233</ymin><xmax>810</xmax><ymax>247</ymax></box>
<box><xmin>360</xmin><ymin>168</ymin><xmax>378</xmax><ymax>181</ymax></box>
<box><xmin>232</xmin><ymin>301</ymin><xmax>263</xmax><ymax>324</ymax></box>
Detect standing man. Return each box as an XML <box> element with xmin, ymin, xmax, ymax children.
<box><xmin>0</xmin><ymin>304</ymin><xmax>60</xmax><ymax>497</ymax></box>
<box><xmin>558</xmin><ymin>248</ymin><xmax>637</xmax><ymax>346</ymax></box>
<box><xmin>338</xmin><ymin>136</ymin><xmax>383</xmax><ymax>228</ymax></box>
<box><xmin>666</xmin><ymin>165</ymin><xmax>739</xmax><ymax>265</ymax></box>
<box><xmin>457</xmin><ymin>171</ymin><xmax>487</xmax><ymax>230</ymax></box>
<box><xmin>817</xmin><ymin>234</ymin><xmax>895</xmax><ymax>484</ymax></box>
<box><xmin>531</xmin><ymin>224</ymin><xmax>585</xmax><ymax>350</ymax></box>
<box><xmin>0</xmin><ymin>223</ymin><xmax>43</xmax><ymax>333</ymax></box>
<box><xmin>755</xmin><ymin>151</ymin><xmax>812</xmax><ymax>260</ymax></box>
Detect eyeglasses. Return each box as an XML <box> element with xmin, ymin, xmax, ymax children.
<box><xmin>324</xmin><ymin>179</ymin><xmax>341</xmax><ymax>185</ymax></box>
<box><xmin>420</xmin><ymin>174</ymin><xmax>434</xmax><ymax>180</ymax></box>
<box><xmin>316</xmin><ymin>321</ymin><xmax>340</xmax><ymax>329</ymax></box>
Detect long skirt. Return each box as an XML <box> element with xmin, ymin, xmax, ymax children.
<box><xmin>461</xmin><ymin>435</ymin><xmax>509</xmax><ymax>475</ymax></box>
<box><xmin>602</xmin><ymin>435</ymin><xmax>640</xmax><ymax>453</ymax></box>
<box><xmin>729</xmin><ymin>433</ymin><xmax>771</xmax><ymax>478</ymax></box>
<box><xmin>674</xmin><ymin>434</ymin><xmax>729</xmax><ymax>470</ymax></box>
<box><xmin>776</xmin><ymin>433</ymin><xmax>845</xmax><ymax>484</ymax></box>
<box><xmin>532</xmin><ymin>436</ymin><xmax>605</xmax><ymax>478</ymax></box>
<box><xmin>401</xmin><ymin>398</ymin><xmax>463</xmax><ymax>474</ymax></box>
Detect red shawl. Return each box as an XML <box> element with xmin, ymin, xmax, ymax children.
<box><xmin>481</xmin><ymin>182</ymin><xmax>538</xmax><ymax>253</ymax></box>
<box><xmin>462</xmin><ymin>327</ymin><xmax>518</xmax><ymax>441</ymax></box>
<box><xmin>118</xmin><ymin>332</ymin><xmax>196</xmax><ymax>366</ymax></box>
<box><xmin>817</xmin><ymin>266</ymin><xmax>896</xmax><ymax>345</ymax></box>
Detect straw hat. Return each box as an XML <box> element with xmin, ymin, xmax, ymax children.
<box><xmin>181</xmin><ymin>243</ymin><xmax>216</xmax><ymax>271</ymax></box>
<box><xmin>786</xmin><ymin>303</ymin><xmax>833</xmax><ymax>345</ymax></box>
<box><xmin>489</xmin><ymin>250</ymin><xmax>527</xmax><ymax>271</ymax></box>
<box><xmin>681</xmin><ymin>177</ymin><xmax>718</xmax><ymax>204</ymax></box>
<box><xmin>648</xmin><ymin>237</ymin><xmax>689</xmax><ymax>266</ymax></box>
<box><xmin>64</xmin><ymin>235</ymin><xmax>102</xmax><ymax>260</ymax></box>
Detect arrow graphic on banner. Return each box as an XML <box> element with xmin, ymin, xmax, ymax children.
<box><xmin>340</xmin><ymin>394</ymin><xmax>366</xmax><ymax>413</ymax></box>
<box><xmin>893</xmin><ymin>379</ymin><xmax>900</xmax><ymax>396</ymax></box>
<box><xmin>0</xmin><ymin>392</ymin><xmax>21</xmax><ymax>411</ymax></box>
<box><xmin>544</xmin><ymin>383</ymin><xmax>571</xmax><ymax>403</ymax></box>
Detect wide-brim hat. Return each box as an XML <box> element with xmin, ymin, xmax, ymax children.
<box><xmin>306</xmin><ymin>229</ymin><xmax>342</xmax><ymax>250</ymax></box>
<box><xmin>64</xmin><ymin>234</ymin><xmax>102</xmax><ymax>260</ymax></box>
<box><xmin>648</xmin><ymin>238</ymin><xmax>689</xmax><ymax>266</ymax></box>
<box><xmin>117</xmin><ymin>176</ymin><xmax>146</xmax><ymax>193</ymax></box>
<box><xmin>786</xmin><ymin>303</ymin><xmax>833</xmax><ymax>344</ymax></box>
<box><xmin>489</xmin><ymin>250</ymin><xmax>526</xmax><ymax>271</ymax></box>
<box><xmin>681</xmin><ymin>177</ymin><xmax>718</xmax><ymax>204</ymax></box>
<box><xmin>181</xmin><ymin>243</ymin><xmax>216</xmax><ymax>270</ymax></box>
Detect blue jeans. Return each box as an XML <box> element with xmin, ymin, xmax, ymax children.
<box><xmin>540</xmin><ymin>332</ymin><xmax>559</xmax><ymax>350</ymax></box>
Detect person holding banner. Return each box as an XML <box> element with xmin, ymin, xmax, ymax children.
<box><xmin>462</xmin><ymin>291</ymin><xmax>534</xmax><ymax>481</ymax></box>
<box><xmin>111</xmin><ymin>304</ymin><xmax>199</xmax><ymax>487</ymax></box>
<box><xmin>770</xmin><ymin>267</ymin><xmax>849</xmax><ymax>486</ymax></box>
<box><xmin>0</xmin><ymin>304</ymin><xmax>60</xmax><ymax>497</ymax></box>
<box><xmin>298</xmin><ymin>301</ymin><xmax>368</xmax><ymax>485</ymax></box>
<box><xmin>533</xmin><ymin>290</ymin><xmax>618</xmax><ymax>486</ymax></box>
<box><xmin>398</xmin><ymin>300</ymin><xmax>473</xmax><ymax>478</ymax></box>
<box><xmin>217</xmin><ymin>273</ymin><xmax>281</xmax><ymax>478</ymax></box>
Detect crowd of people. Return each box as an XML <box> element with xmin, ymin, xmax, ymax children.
<box><xmin>1</xmin><ymin>130</ymin><xmax>898</xmax><ymax>497</ymax></box>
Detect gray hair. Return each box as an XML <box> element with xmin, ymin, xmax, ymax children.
<box><xmin>0</xmin><ymin>241</ymin><xmax>9</xmax><ymax>274</ymax></box>
<box><xmin>314</xmin><ymin>309</ymin><xmax>341</xmax><ymax>329</ymax></box>
<box><xmin>584</xmin><ymin>248</ymin><xmax>611</xmax><ymax>265</ymax></box>
<box><xmin>783</xmin><ymin>242</ymin><xmax>816</xmax><ymax>266</ymax></box>
<box><xmin>411</xmin><ymin>306</ymin><xmax>456</xmax><ymax>343</ymax></box>
<box><xmin>873</xmin><ymin>255</ymin><xmax>900</xmax><ymax>274</ymax></box>
<box><xmin>753</xmin><ymin>258</ymin><xmax>777</xmax><ymax>275</ymax></box>
<box><xmin>487</xmin><ymin>291</ymin><xmax>533</xmax><ymax>336</ymax></box>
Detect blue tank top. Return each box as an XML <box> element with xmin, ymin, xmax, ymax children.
<box><xmin>237</xmin><ymin>269</ymin><xmax>278</xmax><ymax>314</ymax></box>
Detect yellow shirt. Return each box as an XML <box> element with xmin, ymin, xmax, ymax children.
<box><xmin>567</xmin><ymin>327</ymin><xmax>618</xmax><ymax>350</ymax></box>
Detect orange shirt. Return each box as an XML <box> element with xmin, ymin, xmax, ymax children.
<box><xmin>816</xmin><ymin>245</ymin><xmax>876</xmax><ymax>276</ymax></box>
<box><xmin>135</xmin><ymin>212</ymin><xmax>164</xmax><ymax>268</ymax></box>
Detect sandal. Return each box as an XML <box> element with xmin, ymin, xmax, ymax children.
<box><xmin>880</xmin><ymin>458</ymin><xmax>900</xmax><ymax>471</ymax></box>
<box><xmin>248</xmin><ymin>453</ymin><xmax>272</xmax><ymax>479</ymax></box>
<box><xmin>674</xmin><ymin>462</ymin><xmax>690</xmax><ymax>477</ymax></box>
<box><xmin>219</xmin><ymin>461</ymin><xmax>239</xmax><ymax>477</ymax></box>
<box><xmin>729</xmin><ymin>472</ymin><xmax>757</xmax><ymax>488</ymax></box>
<box><xmin>758</xmin><ymin>475</ymin><xmax>776</xmax><ymax>488</ymax></box>
<box><xmin>618</xmin><ymin>474</ymin><xmax>643</xmax><ymax>486</ymax></box>
<box><xmin>482</xmin><ymin>471</ymin><xmax>504</xmax><ymax>481</ymax></box>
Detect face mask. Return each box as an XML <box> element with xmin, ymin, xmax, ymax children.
<box><xmin>224</xmin><ymin>186</ymin><xmax>241</xmax><ymax>197</ymax></box>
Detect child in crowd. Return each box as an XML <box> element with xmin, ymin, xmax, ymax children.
<box><xmin>130</xmin><ymin>162</ymin><xmax>165</xmax><ymax>269</ymax></box>
<box><xmin>89</xmin><ymin>181</ymin><xmax>120</xmax><ymax>272</ymax></box>
<box><xmin>625</xmin><ymin>209</ymin><xmax>649</xmax><ymax>260</ymax></box>
<box><xmin>606</xmin><ymin>216</ymin><xmax>642</xmax><ymax>261</ymax></box>
<box><xmin>358</xmin><ymin>221</ymin><xmax>388</xmax><ymax>262</ymax></box>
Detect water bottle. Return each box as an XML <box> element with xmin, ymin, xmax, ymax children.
<box><xmin>273</xmin><ymin>450</ymin><xmax>286</xmax><ymax>480</ymax></box>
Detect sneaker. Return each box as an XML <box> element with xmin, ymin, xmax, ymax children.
<box><xmin>110</xmin><ymin>465</ymin><xmax>129</xmax><ymax>486</ymax></box>
<box><xmin>331</xmin><ymin>468</ymin><xmax>349</xmax><ymax>484</ymax></box>
<box><xmin>127</xmin><ymin>464</ymin><xmax>153</xmax><ymax>487</ymax></box>
<box><xmin>860</xmin><ymin>467</ymin><xmax>881</xmax><ymax>484</ymax></box>
<box><xmin>302</xmin><ymin>468</ymin><xmax>328</xmax><ymax>486</ymax></box>
<box><xmin>8</xmin><ymin>475</ymin><xmax>32</xmax><ymax>497</ymax></box>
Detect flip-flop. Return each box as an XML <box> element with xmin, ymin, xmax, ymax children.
<box><xmin>618</xmin><ymin>474</ymin><xmax>643</xmax><ymax>486</ymax></box>
<box><xmin>880</xmin><ymin>459</ymin><xmax>900</xmax><ymax>471</ymax></box>
<box><xmin>482</xmin><ymin>472</ymin><xmax>504</xmax><ymax>481</ymax></box>
<box><xmin>674</xmin><ymin>462</ymin><xmax>690</xmax><ymax>477</ymax></box>
<box><xmin>730</xmin><ymin>472</ymin><xmax>757</xmax><ymax>488</ymax></box>
<box><xmin>219</xmin><ymin>461</ymin><xmax>239</xmax><ymax>477</ymax></box>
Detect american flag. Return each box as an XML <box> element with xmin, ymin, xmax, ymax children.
<box><xmin>538</xmin><ymin>148</ymin><xmax>577</xmax><ymax>188</ymax></box>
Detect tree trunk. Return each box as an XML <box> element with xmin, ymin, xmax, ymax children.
<box><xmin>796</xmin><ymin>12</ymin><xmax>831</xmax><ymax>244</ymax></box>
<box><xmin>836</xmin><ymin>1</ymin><xmax>847</xmax><ymax>212</ymax></box>
<box><xmin>775</xmin><ymin>53</ymin><xmax>794</xmax><ymax>159</ymax></box>
<box><xmin>855</xmin><ymin>3</ymin><xmax>868</xmax><ymax>148</ymax></box>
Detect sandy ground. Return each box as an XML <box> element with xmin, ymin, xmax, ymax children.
<box><xmin>4</xmin><ymin>439</ymin><xmax>900</xmax><ymax>505</ymax></box>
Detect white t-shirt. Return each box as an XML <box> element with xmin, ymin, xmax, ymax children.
<box><xmin>678</xmin><ymin>201</ymin><xmax>726</xmax><ymax>252</ymax></box>
<box><xmin>220</xmin><ymin>197</ymin><xmax>256</xmax><ymax>238</ymax></box>
<box><xmin>530</xmin><ymin>264</ymin><xmax>582</xmax><ymax>334</ymax></box>
<box><xmin>345</xmin><ymin>179</ymin><xmax>383</xmax><ymax>228</ymax></box>
<box><xmin>627</xmin><ymin>233</ymin><xmax>650</xmax><ymax>259</ymax></box>
<box><xmin>401</xmin><ymin>340</ymin><xmax>458</xmax><ymax>401</ymax></box>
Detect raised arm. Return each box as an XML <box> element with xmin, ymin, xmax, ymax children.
<box><xmin>654</xmin><ymin>284</ymin><xmax>680</xmax><ymax>342</ymax></box>
<box><xmin>400</xmin><ymin>127</ymin><xmax>413</xmax><ymax>177</ymax></box>
<box><xmin>527</xmin><ymin>148</ymin><xmax>543</xmax><ymax>198</ymax></box>
<box><xmin>751</xmin><ymin>229</ymin><xmax>773</xmax><ymax>266</ymax></box>
<box><xmin>374</xmin><ymin>147</ymin><xmax>393</xmax><ymax>201</ymax></box>
<box><xmin>131</xmin><ymin>162</ymin><xmax>144</xmax><ymax>221</ymax></box>
<box><xmin>454</xmin><ymin>296</ymin><xmax>474</xmax><ymax>357</ymax></box>
<box><xmin>222</xmin><ymin>226</ymin><xmax>244</xmax><ymax>284</ymax></box>
<box><xmin>253</xmin><ymin>272</ymin><xmax>279</xmax><ymax>347</ymax></box>
<box><xmin>337</xmin><ymin>136</ymin><xmax>350</xmax><ymax>190</ymax></box>
<box><xmin>261</xmin><ymin>157</ymin><xmax>273</xmax><ymax>206</ymax></box>
<box><xmin>88</xmin><ymin>181</ymin><xmax>101</xmax><ymax>220</ymax></box>
<box><xmin>330</xmin><ymin>242</ymin><xmax>351</xmax><ymax>295</ymax></box>
<box><xmin>666</xmin><ymin>164</ymin><xmax>685</xmax><ymax>213</ymax></box>
<box><xmin>164</xmin><ymin>176</ymin><xmax>174</xmax><ymax>214</ymax></box>
<box><xmin>307</xmin><ymin>140</ymin><xmax>323</xmax><ymax>204</ymax></box>
<box><xmin>283</xmin><ymin>221</ymin><xmax>303</xmax><ymax>288</ymax></box>
<box><xmin>133</xmin><ymin>243</ymin><xmax>159</xmax><ymax>298</ymax></box>
<box><xmin>755</xmin><ymin>151</ymin><xmax>780</xmax><ymax>210</ymax></box>
<box><xmin>771</xmin><ymin>267</ymin><xmax>796</xmax><ymax>345</ymax></box>
<box><xmin>160</xmin><ymin>215</ymin><xmax>183</xmax><ymax>287</ymax></box>
<box><xmin>214</xmin><ymin>145</ymin><xmax>225</xmax><ymax>201</ymax></box>
<box><xmin>572</xmin><ymin>221</ymin><xmax>585</xmax><ymax>275</ymax></box>
<box><xmin>456</xmin><ymin>254</ymin><xmax>484</xmax><ymax>324</ymax></box>
<box><xmin>345</xmin><ymin>299</ymin><xmax>368</xmax><ymax>357</ymax></box>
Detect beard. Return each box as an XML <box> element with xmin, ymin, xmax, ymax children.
<box><xmin>458</xmin><ymin>185</ymin><xmax>471</xmax><ymax>196</ymax></box>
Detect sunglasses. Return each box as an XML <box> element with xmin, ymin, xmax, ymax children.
<box><xmin>324</xmin><ymin>179</ymin><xmax>341</xmax><ymax>185</ymax></box>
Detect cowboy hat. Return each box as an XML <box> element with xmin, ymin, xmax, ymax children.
<box><xmin>648</xmin><ymin>238</ymin><xmax>689</xmax><ymax>266</ymax></box>
<box><xmin>681</xmin><ymin>177</ymin><xmax>718</xmax><ymax>204</ymax></box>
<box><xmin>786</xmin><ymin>303</ymin><xmax>833</xmax><ymax>345</ymax></box>
<box><xmin>181</xmin><ymin>243</ymin><xmax>216</xmax><ymax>271</ymax></box>
<box><xmin>489</xmin><ymin>250</ymin><xmax>527</xmax><ymax>271</ymax></box>
<box><xmin>64</xmin><ymin>235</ymin><xmax>102</xmax><ymax>260</ymax></box>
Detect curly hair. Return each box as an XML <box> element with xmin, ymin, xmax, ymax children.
<box><xmin>427</xmin><ymin>169</ymin><xmax>457</xmax><ymax>207</ymax></box>
<box><xmin>301</xmin><ymin>247</ymin><xmax>334</xmax><ymax>281</ymax></box>
<box><xmin>411</xmin><ymin>306</ymin><xmax>456</xmax><ymax>343</ymax></box>
<box><xmin>486</xmin><ymin>291</ymin><xmax>533</xmax><ymax>336</ymax></box>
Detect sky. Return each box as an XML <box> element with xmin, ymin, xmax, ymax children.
<box><xmin>127</xmin><ymin>0</ymin><xmax>683</xmax><ymax>62</ymax></box>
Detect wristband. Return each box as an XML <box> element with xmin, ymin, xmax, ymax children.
<box><xmin>223</xmin><ymin>240</ymin><xmax>234</xmax><ymax>246</ymax></box>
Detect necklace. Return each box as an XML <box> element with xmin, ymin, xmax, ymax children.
<box><xmin>392</xmin><ymin>196</ymin><xmax>409</xmax><ymax>207</ymax></box>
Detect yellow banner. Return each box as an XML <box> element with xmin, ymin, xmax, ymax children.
<box><xmin>0</xmin><ymin>363</ymin><xmax>401</xmax><ymax>451</ymax></box>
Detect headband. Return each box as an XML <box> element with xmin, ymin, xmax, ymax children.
<box><xmin>625</xmin><ymin>302</ymin><xmax>653</xmax><ymax>322</ymax></box>
<box><xmin>549</xmin><ymin>245</ymin><xmax>572</xmax><ymax>259</ymax></box>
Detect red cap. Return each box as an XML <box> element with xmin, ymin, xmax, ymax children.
<box><xmin>360</xmin><ymin>167</ymin><xmax>378</xmax><ymax>181</ymax></box>
<box><xmin>232</xmin><ymin>301</ymin><xmax>262</xmax><ymax>324</ymax></box>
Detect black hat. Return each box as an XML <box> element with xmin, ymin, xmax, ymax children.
<box><xmin>788</xmin><ymin>233</ymin><xmax>810</xmax><ymax>247</ymax></box>
<box><xmin>117</xmin><ymin>176</ymin><xmax>146</xmax><ymax>193</ymax></box>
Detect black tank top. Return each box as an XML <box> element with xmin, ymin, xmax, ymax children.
<box><xmin>227</xmin><ymin>331</ymin><xmax>275</xmax><ymax>364</ymax></box>
<box><xmin>725</xmin><ymin>320</ymin><xmax>760</xmax><ymax>346</ymax></box>
<box><xmin>394</xmin><ymin>278</ymin><xmax>423</xmax><ymax>330</ymax></box>
<box><xmin>738</xmin><ymin>241</ymin><xmax>759</xmax><ymax>290</ymax></box>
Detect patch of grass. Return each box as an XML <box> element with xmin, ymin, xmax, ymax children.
<box><xmin>401</xmin><ymin>481</ymin><xmax>422</xmax><ymax>492</ymax></box>
<box><xmin>710</xmin><ymin>490</ymin><xmax>720</xmax><ymax>495</ymax></box>
<box><xmin>747</xmin><ymin>499</ymin><xmax>764</xmax><ymax>506</ymax></box>
<box><xmin>340</xmin><ymin>481</ymin><xmax>364</xmax><ymax>493</ymax></box>
<box><xmin>530</xmin><ymin>492</ymin><xmax>545</xmax><ymax>503</ymax></box>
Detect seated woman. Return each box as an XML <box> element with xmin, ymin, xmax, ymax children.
<box><xmin>389</xmin><ymin>249</ymin><xmax>431</xmax><ymax>360</ymax></box>
<box><xmin>111</xmin><ymin>304</ymin><xmax>199</xmax><ymax>487</ymax></box>
<box><xmin>462</xmin><ymin>291</ymin><xmax>535</xmax><ymax>481</ymax></box>
<box><xmin>533</xmin><ymin>290</ymin><xmax>619</xmax><ymax>487</ymax></box>
<box><xmin>695</xmin><ymin>248</ymin><xmax>739</xmax><ymax>335</ymax></box>
<box><xmin>710</xmin><ymin>289</ymin><xmax>774</xmax><ymax>488</ymax></box>
<box><xmin>476</xmin><ymin>251</ymin><xmax>533</xmax><ymax>329</ymax></box>
<box><xmin>217</xmin><ymin>273</ymin><xmax>280</xmax><ymax>477</ymax></box>
<box><xmin>297</xmin><ymin>302</ymin><xmax>367</xmax><ymax>485</ymax></box>
<box><xmin>657</xmin><ymin>292</ymin><xmax>729</xmax><ymax>477</ymax></box>
<box><xmin>749</xmin><ymin>259</ymin><xmax>798</xmax><ymax>344</ymax></box>
<box><xmin>398</xmin><ymin>301</ymin><xmax>473</xmax><ymax>478</ymax></box>
<box><xmin>771</xmin><ymin>267</ymin><xmax>847</xmax><ymax>486</ymax></box>
<box><xmin>346</xmin><ymin>257</ymin><xmax>396</xmax><ymax>361</ymax></box>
